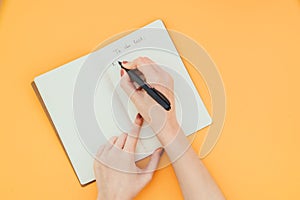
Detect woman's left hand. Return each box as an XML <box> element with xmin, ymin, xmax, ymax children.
<box><xmin>94</xmin><ymin>114</ymin><xmax>163</xmax><ymax>200</ymax></box>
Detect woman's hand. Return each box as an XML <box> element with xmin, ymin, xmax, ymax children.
<box><xmin>95</xmin><ymin>57</ymin><xmax>225</xmax><ymax>200</ymax></box>
<box><xmin>94</xmin><ymin>114</ymin><xmax>163</xmax><ymax>200</ymax></box>
<box><xmin>120</xmin><ymin>57</ymin><xmax>181</xmax><ymax>145</ymax></box>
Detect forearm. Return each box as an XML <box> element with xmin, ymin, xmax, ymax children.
<box><xmin>172</xmin><ymin>145</ymin><xmax>225</xmax><ymax>200</ymax></box>
<box><xmin>158</xmin><ymin>126</ymin><xmax>225</xmax><ymax>200</ymax></box>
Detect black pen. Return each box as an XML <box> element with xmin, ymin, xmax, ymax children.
<box><xmin>118</xmin><ymin>61</ymin><xmax>171</xmax><ymax>111</ymax></box>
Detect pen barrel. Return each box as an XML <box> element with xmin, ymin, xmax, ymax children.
<box><xmin>128</xmin><ymin>70</ymin><xmax>145</xmax><ymax>86</ymax></box>
<box><xmin>145</xmin><ymin>87</ymin><xmax>171</xmax><ymax>111</ymax></box>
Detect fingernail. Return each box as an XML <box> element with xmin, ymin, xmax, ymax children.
<box><xmin>159</xmin><ymin>148</ymin><xmax>165</xmax><ymax>157</ymax></box>
<box><xmin>122</xmin><ymin>61</ymin><xmax>128</xmax><ymax>64</ymax></box>
<box><xmin>137</xmin><ymin>113</ymin><xmax>142</xmax><ymax>119</ymax></box>
<box><xmin>120</xmin><ymin>69</ymin><xmax>124</xmax><ymax>76</ymax></box>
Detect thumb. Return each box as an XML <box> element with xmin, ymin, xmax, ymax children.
<box><xmin>143</xmin><ymin>148</ymin><xmax>164</xmax><ymax>173</ymax></box>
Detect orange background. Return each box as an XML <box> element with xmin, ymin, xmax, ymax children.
<box><xmin>0</xmin><ymin>0</ymin><xmax>299</xmax><ymax>199</ymax></box>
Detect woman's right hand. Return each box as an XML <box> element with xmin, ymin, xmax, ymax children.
<box><xmin>120</xmin><ymin>57</ymin><xmax>225</xmax><ymax>200</ymax></box>
<box><xmin>120</xmin><ymin>57</ymin><xmax>180</xmax><ymax>145</ymax></box>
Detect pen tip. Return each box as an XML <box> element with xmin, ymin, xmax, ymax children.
<box><xmin>118</xmin><ymin>61</ymin><xmax>128</xmax><ymax>71</ymax></box>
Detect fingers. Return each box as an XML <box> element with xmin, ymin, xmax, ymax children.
<box><xmin>106</xmin><ymin>136</ymin><xmax>118</xmax><ymax>148</ymax></box>
<box><xmin>95</xmin><ymin>136</ymin><xmax>117</xmax><ymax>166</ymax></box>
<box><xmin>123</xmin><ymin>113</ymin><xmax>143</xmax><ymax>152</ymax></box>
<box><xmin>101</xmin><ymin>114</ymin><xmax>143</xmax><ymax>159</ymax></box>
<box><xmin>101</xmin><ymin>136</ymin><xmax>118</xmax><ymax>154</ymax></box>
<box><xmin>120</xmin><ymin>69</ymin><xmax>143</xmax><ymax>105</ymax></box>
<box><xmin>120</xmin><ymin>69</ymin><xmax>135</xmax><ymax>93</ymax></box>
<box><xmin>114</xmin><ymin>133</ymin><xmax>128</xmax><ymax>149</ymax></box>
<box><xmin>144</xmin><ymin>148</ymin><xmax>164</xmax><ymax>172</ymax></box>
<box><xmin>122</xmin><ymin>57</ymin><xmax>159</xmax><ymax>82</ymax></box>
<box><xmin>120</xmin><ymin>57</ymin><xmax>162</xmax><ymax>105</ymax></box>
<box><xmin>138</xmin><ymin>148</ymin><xmax>163</xmax><ymax>182</ymax></box>
<box><xmin>141</xmin><ymin>57</ymin><xmax>165</xmax><ymax>74</ymax></box>
<box><xmin>96</xmin><ymin>145</ymin><xmax>105</xmax><ymax>158</ymax></box>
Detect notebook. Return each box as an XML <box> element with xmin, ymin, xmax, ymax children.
<box><xmin>34</xmin><ymin>19</ymin><xmax>212</xmax><ymax>185</ymax></box>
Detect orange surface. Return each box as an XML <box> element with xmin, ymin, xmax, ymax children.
<box><xmin>1</xmin><ymin>0</ymin><xmax>300</xmax><ymax>199</ymax></box>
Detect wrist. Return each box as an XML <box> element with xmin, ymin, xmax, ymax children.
<box><xmin>156</xmin><ymin>119</ymin><xmax>182</xmax><ymax>146</ymax></box>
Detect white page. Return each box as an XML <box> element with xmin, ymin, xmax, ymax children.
<box><xmin>34</xmin><ymin>19</ymin><xmax>212</xmax><ymax>185</ymax></box>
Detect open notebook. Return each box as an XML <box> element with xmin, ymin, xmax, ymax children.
<box><xmin>34</xmin><ymin>19</ymin><xmax>212</xmax><ymax>185</ymax></box>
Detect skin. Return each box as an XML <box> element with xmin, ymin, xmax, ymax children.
<box><xmin>94</xmin><ymin>57</ymin><xmax>225</xmax><ymax>200</ymax></box>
